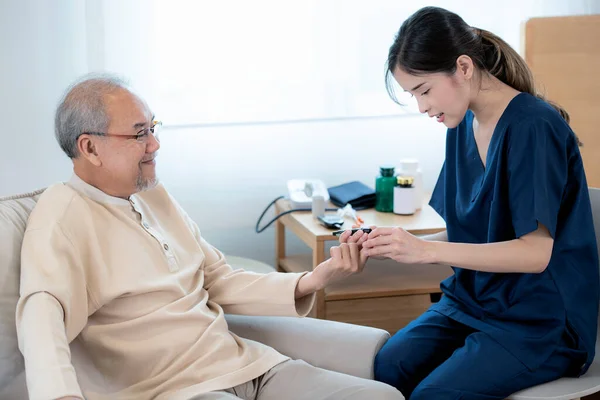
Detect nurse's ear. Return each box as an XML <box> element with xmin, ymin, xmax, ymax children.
<box><xmin>455</xmin><ymin>55</ymin><xmax>475</xmax><ymax>81</ymax></box>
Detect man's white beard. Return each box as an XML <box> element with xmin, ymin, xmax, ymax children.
<box><xmin>136</xmin><ymin>174</ymin><xmax>158</xmax><ymax>192</ymax></box>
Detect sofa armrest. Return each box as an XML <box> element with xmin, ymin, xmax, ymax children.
<box><xmin>0</xmin><ymin>371</ymin><xmax>27</xmax><ymax>400</ymax></box>
<box><xmin>225</xmin><ymin>315</ymin><xmax>390</xmax><ymax>380</ymax></box>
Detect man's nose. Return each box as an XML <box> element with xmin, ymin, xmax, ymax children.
<box><xmin>147</xmin><ymin>132</ymin><xmax>160</xmax><ymax>152</ymax></box>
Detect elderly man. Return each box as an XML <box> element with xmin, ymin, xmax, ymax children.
<box><xmin>16</xmin><ymin>75</ymin><xmax>402</xmax><ymax>400</ymax></box>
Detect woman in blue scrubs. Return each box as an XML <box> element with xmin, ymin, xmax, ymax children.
<box><xmin>340</xmin><ymin>6</ymin><xmax>599</xmax><ymax>400</ymax></box>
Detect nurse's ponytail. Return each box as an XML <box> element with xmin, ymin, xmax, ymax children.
<box><xmin>386</xmin><ymin>7</ymin><xmax>580</xmax><ymax>144</ymax></box>
<box><xmin>474</xmin><ymin>28</ymin><xmax>572</xmax><ymax>127</ymax></box>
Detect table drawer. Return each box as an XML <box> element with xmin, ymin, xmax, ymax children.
<box><xmin>325</xmin><ymin>294</ymin><xmax>434</xmax><ymax>334</ymax></box>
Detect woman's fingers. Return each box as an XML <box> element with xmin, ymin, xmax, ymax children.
<box><xmin>363</xmin><ymin>233</ymin><xmax>395</xmax><ymax>248</ymax></box>
<box><xmin>368</xmin><ymin>227</ymin><xmax>394</xmax><ymax>239</ymax></box>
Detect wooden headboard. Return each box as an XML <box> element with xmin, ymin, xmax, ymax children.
<box><xmin>524</xmin><ymin>15</ymin><xmax>600</xmax><ymax>187</ymax></box>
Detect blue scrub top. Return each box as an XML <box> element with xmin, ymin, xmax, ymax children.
<box><xmin>429</xmin><ymin>92</ymin><xmax>599</xmax><ymax>375</ymax></box>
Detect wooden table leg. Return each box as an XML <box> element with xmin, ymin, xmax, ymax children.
<box><xmin>275</xmin><ymin>218</ymin><xmax>285</xmax><ymax>272</ymax></box>
<box><xmin>313</xmin><ymin>240</ymin><xmax>326</xmax><ymax>319</ymax></box>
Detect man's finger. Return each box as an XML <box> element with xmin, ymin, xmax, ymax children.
<box><xmin>339</xmin><ymin>230</ymin><xmax>352</xmax><ymax>243</ymax></box>
<box><xmin>356</xmin><ymin>234</ymin><xmax>369</xmax><ymax>246</ymax></box>
<box><xmin>348</xmin><ymin>230</ymin><xmax>364</xmax><ymax>243</ymax></box>
<box><xmin>360</xmin><ymin>248</ymin><xmax>369</xmax><ymax>265</ymax></box>
<box><xmin>349</xmin><ymin>243</ymin><xmax>360</xmax><ymax>264</ymax></box>
<box><xmin>330</xmin><ymin>246</ymin><xmax>342</xmax><ymax>260</ymax></box>
<box><xmin>340</xmin><ymin>243</ymin><xmax>351</xmax><ymax>261</ymax></box>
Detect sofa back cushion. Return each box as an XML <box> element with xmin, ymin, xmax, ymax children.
<box><xmin>0</xmin><ymin>190</ymin><xmax>44</xmax><ymax>390</ymax></box>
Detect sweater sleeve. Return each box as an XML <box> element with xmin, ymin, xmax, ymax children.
<box><xmin>16</xmin><ymin>223</ymin><xmax>96</xmax><ymax>400</ymax></box>
<box><xmin>168</xmin><ymin>193</ymin><xmax>315</xmax><ymax>316</ymax></box>
<box><xmin>200</xmin><ymin>237</ymin><xmax>315</xmax><ymax>317</ymax></box>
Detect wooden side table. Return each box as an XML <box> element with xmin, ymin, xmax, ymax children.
<box><xmin>274</xmin><ymin>198</ymin><xmax>453</xmax><ymax>333</ymax></box>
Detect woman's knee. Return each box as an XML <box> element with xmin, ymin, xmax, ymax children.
<box><xmin>375</xmin><ymin>331</ymin><xmax>414</xmax><ymax>365</ymax></box>
<box><xmin>373</xmin><ymin>332</ymin><xmax>414</xmax><ymax>386</ymax></box>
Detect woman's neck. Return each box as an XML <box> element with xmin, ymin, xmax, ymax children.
<box><xmin>470</xmin><ymin>74</ymin><xmax>520</xmax><ymax>128</ymax></box>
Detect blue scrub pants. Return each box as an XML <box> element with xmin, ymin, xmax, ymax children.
<box><xmin>374</xmin><ymin>310</ymin><xmax>578</xmax><ymax>400</ymax></box>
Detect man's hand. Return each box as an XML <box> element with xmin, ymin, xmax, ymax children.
<box><xmin>295</xmin><ymin>242</ymin><xmax>368</xmax><ymax>298</ymax></box>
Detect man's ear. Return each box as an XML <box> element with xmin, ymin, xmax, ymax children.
<box><xmin>77</xmin><ymin>135</ymin><xmax>102</xmax><ymax>167</ymax></box>
<box><xmin>456</xmin><ymin>55</ymin><xmax>474</xmax><ymax>80</ymax></box>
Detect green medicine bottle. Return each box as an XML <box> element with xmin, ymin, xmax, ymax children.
<box><xmin>375</xmin><ymin>166</ymin><xmax>396</xmax><ymax>212</ymax></box>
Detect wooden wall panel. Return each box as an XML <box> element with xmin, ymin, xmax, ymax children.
<box><xmin>524</xmin><ymin>15</ymin><xmax>600</xmax><ymax>186</ymax></box>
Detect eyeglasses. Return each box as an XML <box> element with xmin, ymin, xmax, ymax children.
<box><xmin>82</xmin><ymin>120</ymin><xmax>163</xmax><ymax>144</ymax></box>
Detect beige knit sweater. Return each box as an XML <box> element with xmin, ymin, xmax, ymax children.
<box><xmin>16</xmin><ymin>175</ymin><xmax>314</xmax><ymax>400</ymax></box>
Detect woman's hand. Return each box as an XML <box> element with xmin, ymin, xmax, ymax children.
<box><xmin>362</xmin><ymin>227</ymin><xmax>435</xmax><ymax>264</ymax></box>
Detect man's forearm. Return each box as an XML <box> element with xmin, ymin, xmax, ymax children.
<box><xmin>295</xmin><ymin>271</ymin><xmax>321</xmax><ymax>299</ymax></box>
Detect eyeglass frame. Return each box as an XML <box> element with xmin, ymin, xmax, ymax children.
<box><xmin>81</xmin><ymin>120</ymin><xmax>163</xmax><ymax>143</ymax></box>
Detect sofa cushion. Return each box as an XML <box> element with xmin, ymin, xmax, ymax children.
<box><xmin>0</xmin><ymin>190</ymin><xmax>44</xmax><ymax>391</ymax></box>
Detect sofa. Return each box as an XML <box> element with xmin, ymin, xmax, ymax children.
<box><xmin>0</xmin><ymin>189</ymin><xmax>390</xmax><ymax>399</ymax></box>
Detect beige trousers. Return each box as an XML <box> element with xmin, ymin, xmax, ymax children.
<box><xmin>191</xmin><ymin>360</ymin><xmax>404</xmax><ymax>400</ymax></box>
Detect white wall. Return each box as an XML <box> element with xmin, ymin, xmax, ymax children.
<box><xmin>0</xmin><ymin>0</ymin><xmax>88</xmax><ymax>195</ymax></box>
<box><xmin>1</xmin><ymin>1</ymin><xmax>599</xmax><ymax>267</ymax></box>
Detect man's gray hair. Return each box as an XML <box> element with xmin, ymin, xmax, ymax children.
<box><xmin>55</xmin><ymin>73</ymin><xmax>130</xmax><ymax>158</ymax></box>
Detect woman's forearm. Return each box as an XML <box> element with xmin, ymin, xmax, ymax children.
<box><xmin>428</xmin><ymin>227</ymin><xmax>553</xmax><ymax>273</ymax></box>
<box><xmin>421</xmin><ymin>229</ymin><xmax>448</xmax><ymax>242</ymax></box>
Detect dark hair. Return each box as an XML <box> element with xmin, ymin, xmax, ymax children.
<box><xmin>386</xmin><ymin>7</ymin><xmax>580</xmax><ymax>143</ymax></box>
